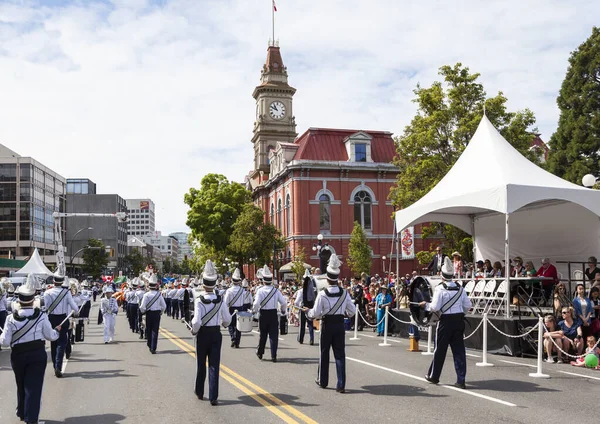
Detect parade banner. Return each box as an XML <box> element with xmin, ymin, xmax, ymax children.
<box><xmin>401</xmin><ymin>226</ymin><xmax>415</xmax><ymax>259</ymax></box>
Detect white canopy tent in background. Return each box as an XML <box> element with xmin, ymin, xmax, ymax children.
<box><xmin>14</xmin><ymin>248</ymin><xmax>54</xmax><ymax>277</ymax></box>
<box><xmin>395</xmin><ymin>115</ymin><xmax>600</xmax><ymax>315</ymax></box>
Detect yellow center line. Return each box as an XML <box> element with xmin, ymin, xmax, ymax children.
<box><xmin>159</xmin><ymin>328</ymin><xmax>313</xmax><ymax>423</ymax></box>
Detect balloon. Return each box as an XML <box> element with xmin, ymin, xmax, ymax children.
<box><xmin>584</xmin><ymin>354</ymin><xmax>599</xmax><ymax>368</ymax></box>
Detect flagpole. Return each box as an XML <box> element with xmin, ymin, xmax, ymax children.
<box><xmin>272</xmin><ymin>0</ymin><xmax>275</xmax><ymax>46</ymax></box>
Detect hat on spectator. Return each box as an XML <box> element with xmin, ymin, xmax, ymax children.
<box><xmin>441</xmin><ymin>257</ymin><xmax>454</xmax><ymax>280</ymax></box>
<box><xmin>452</xmin><ymin>251</ymin><xmax>461</xmax><ymax>257</ymax></box>
<box><xmin>514</xmin><ymin>256</ymin><xmax>523</xmax><ymax>263</ymax></box>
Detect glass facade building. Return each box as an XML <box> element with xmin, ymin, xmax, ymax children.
<box><xmin>0</xmin><ymin>145</ymin><xmax>66</xmax><ymax>261</ymax></box>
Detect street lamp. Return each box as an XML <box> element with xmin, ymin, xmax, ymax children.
<box><xmin>70</xmin><ymin>227</ymin><xmax>93</xmax><ymax>275</ymax></box>
<box><xmin>312</xmin><ymin>234</ymin><xmax>331</xmax><ymax>272</ymax></box>
<box><xmin>582</xmin><ymin>174</ymin><xmax>598</xmax><ymax>188</ymax></box>
<box><xmin>71</xmin><ymin>245</ymin><xmax>102</xmax><ymax>277</ymax></box>
<box><xmin>382</xmin><ymin>255</ymin><xmax>387</xmax><ymax>275</ymax></box>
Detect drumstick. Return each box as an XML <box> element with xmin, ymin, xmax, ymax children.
<box><xmin>184</xmin><ymin>320</ymin><xmax>192</xmax><ymax>330</ymax></box>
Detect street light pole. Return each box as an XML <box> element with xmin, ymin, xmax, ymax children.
<box><xmin>69</xmin><ymin>227</ymin><xmax>93</xmax><ymax>276</ymax></box>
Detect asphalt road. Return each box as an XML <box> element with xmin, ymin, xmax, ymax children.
<box><xmin>1</xmin><ymin>301</ymin><xmax>599</xmax><ymax>424</ymax></box>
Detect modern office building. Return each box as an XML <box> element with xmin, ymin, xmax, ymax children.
<box><xmin>65</xmin><ymin>193</ymin><xmax>128</xmax><ymax>276</ymax></box>
<box><xmin>169</xmin><ymin>232</ymin><xmax>191</xmax><ymax>262</ymax></box>
<box><xmin>0</xmin><ymin>143</ymin><xmax>66</xmax><ymax>265</ymax></box>
<box><xmin>142</xmin><ymin>231</ymin><xmax>179</xmax><ymax>261</ymax></box>
<box><xmin>126</xmin><ymin>198</ymin><xmax>155</xmax><ymax>237</ymax></box>
<box><xmin>66</xmin><ymin>178</ymin><xmax>97</xmax><ymax>195</ymax></box>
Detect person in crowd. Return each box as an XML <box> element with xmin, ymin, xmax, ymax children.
<box><xmin>484</xmin><ymin>259</ymin><xmax>494</xmax><ymax>277</ymax></box>
<box><xmin>428</xmin><ymin>246</ymin><xmax>447</xmax><ymax>276</ymax></box>
<box><xmin>512</xmin><ymin>257</ymin><xmax>525</xmax><ymax>277</ymax></box>
<box><xmin>451</xmin><ymin>252</ymin><xmax>463</xmax><ymax>278</ymax></box>
<box><xmin>474</xmin><ymin>261</ymin><xmax>485</xmax><ymax>278</ymax></box>
<box><xmin>365</xmin><ymin>286</ymin><xmax>376</xmax><ymax>324</ymax></box>
<box><xmin>589</xmin><ymin>287</ymin><xmax>600</xmax><ymax>321</ymax></box>
<box><xmin>524</xmin><ymin>261</ymin><xmax>537</xmax><ymax>277</ymax></box>
<box><xmin>351</xmin><ymin>276</ymin><xmax>366</xmax><ymax>331</ymax></box>
<box><xmin>553</xmin><ymin>282</ymin><xmax>571</xmax><ymax>319</ymax></box>
<box><xmin>585</xmin><ymin>256</ymin><xmax>600</xmax><ymax>285</ymax></box>
<box><xmin>375</xmin><ymin>285</ymin><xmax>392</xmax><ymax>336</ymax></box>
<box><xmin>570</xmin><ymin>335</ymin><xmax>600</xmax><ymax>368</ymax></box>
<box><xmin>542</xmin><ymin>314</ymin><xmax>565</xmax><ymax>363</ymax></box>
<box><xmin>557</xmin><ymin>307</ymin><xmax>584</xmax><ymax>360</ymax></box>
<box><xmin>0</xmin><ymin>278</ymin><xmax>61</xmax><ymax>424</ymax></box>
<box><xmin>538</xmin><ymin>257</ymin><xmax>559</xmax><ymax>303</ymax></box>
<box><xmin>592</xmin><ymin>273</ymin><xmax>600</xmax><ymax>292</ymax></box>
<box><xmin>492</xmin><ymin>261</ymin><xmax>503</xmax><ymax>278</ymax></box>
<box><xmin>573</xmin><ymin>283</ymin><xmax>593</xmax><ymax>338</ymax></box>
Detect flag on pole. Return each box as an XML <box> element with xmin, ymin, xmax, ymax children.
<box><xmin>273</xmin><ymin>0</ymin><xmax>277</xmax><ymax>11</ymax></box>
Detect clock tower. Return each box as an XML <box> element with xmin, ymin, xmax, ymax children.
<box><xmin>251</xmin><ymin>43</ymin><xmax>297</xmax><ymax>175</ymax></box>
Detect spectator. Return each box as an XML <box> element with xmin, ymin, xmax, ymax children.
<box><xmin>542</xmin><ymin>315</ymin><xmax>564</xmax><ymax>363</ymax></box>
<box><xmin>375</xmin><ymin>286</ymin><xmax>392</xmax><ymax>336</ymax></box>
<box><xmin>592</xmin><ymin>273</ymin><xmax>600</xmax><ymax>293</ymax></box>
<box><xmin>553</xmin><ymin>282</ymin><xmax>571</xmax><ymax>319</ymax></box>
<box><xmin>512</xmin><ymin>257</ymin><xmax>525</xmax><ymax>277</ymax></box>
<box><xmin>475</xmin><ymin>260</ymin><xmax>485</xmax><ymax>278</ymax></box>
<box><xmin>524</xmin><ymin>261</ymin><xmax>537</xmax><ymax>277</ymax></box>
<box><xmin>585</xmin><ymin>256</ymin><xmax>600</xmax><ymax>284</ymax></box>
<box><xmin>590</xmin><ymin>286</ymin><xmax>600</xmax><ymax>321</ymax></box>
<box><xmin>427</xmin><ymin>246</ymin><xmax>446</xmax><ymax>276</ymax></box>
<box><xmin>484</xmin><ymin>259</ymin><xmax>494</xmax><ymax>277</ymax></box>
<box><xmin>570</xmin><ymin>335</ymin><xmax>600</xmax><ymax>368</ymax></box>
<box><xmin>492</xmin><ymin>261</ymin><xmax>503</xmax><ymax>278</ymax></box>
<box><xmin>452</xmin><ymin>252</ymin><xmax>463</xmax><ymax>278</ymax></box>
<box><xmin>557</xmin><ymin>307</ymin><xmax>584</xmax><ymax>360</ymax></box>
<box><xmin>573</xmin><ymin>283</ymin><xmax>593</xmax><ymax>338</ymax></box>
<box><xmin>537</xmin><ymin>258</ymin><xmax>559</xmax><ymax>303</ymax></box>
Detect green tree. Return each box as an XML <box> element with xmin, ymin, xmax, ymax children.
<box><xmin>163</xmin><ymin>257</ymin><xmax>174</xmax><ymax>274</ymax></box>
<box><xmin>291</xmin><ymin>246</ymin><xmax>307</xmax><ymax>281</ymax></box>
<box><xmin>184</xmin><ymin>174</ymin><xmax>251</xmax><ymax>254</ymax></box>
<box><xmin>228</xmin><ymin>204</ymin><xmax>285</xmax><ymax>270</ymax></box>
<box><xmin>347</xmin><ymin>222</ymin><xmax>372</xmax><ymax>276</ymax></box>
<box><xmin>547</xmin><ymin>27</ymin><xmax>600</xmax><ymax>184</ymax></box>
<box><xmin>179</xmin><ymin>258</ymin><xmax>192</xmax><ymax>275</ymax></box>
<box><xmin>123</xmin><ymin>249</ymin><xmax>145</xmax><ymax>275</ymax></box>
<box><xmin>82</xmin><ymin>238</ymin><xmax>108</xmax><ymax>279</ymax></box>
<box><xmin>390</xmin><ymin>63</ymin><xmax>538</xmax><ymax>256</ymax></box>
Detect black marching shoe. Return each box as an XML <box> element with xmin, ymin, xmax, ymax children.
<box><xmin>55</xmin><ymin>369</ymin><xmax>63</xmax><ymax>378</ymax></box>
<box><xmin>234</xmin><ymin>344</ymin><xmax>240</xmax><ymax>348</ymax></box>
<box><xmin>272</xmin><ymin>357</ymin><xmax>277</xmax><ymax>363</ymax></box>
<box><xmin>210</xmin><ymin>400</ymin><xmax>218</xmax><ymax>406</ymax></box>
<box><xmin>336</xmin><ymin>387</ymin><xmax>346</xmax><ymax>393</ymax></box>
<box><xmin>424</xmin><ymin>375</ymin><xmax>439</xmax><ymax>384</ymax></box>
<box><xmin>256</xmin><ymin>352</ymin><xmax>263</xmax><ymax>360</ymax></box>
<box><xmin>231</xmin><ymin>341</ymin><xmax>236</xmax><ymax>348</ymax></box>
<box><xmin>315</xmin><ymin>379</ymin><xmax>326</xmax><ymax>389</ymax></box>
<box><xmin>309</xmin><ymin>340</ymin><xmax>314</xmax><ymax>345</ymax></box>
<box><xmin>454</xmin><ymin>382</ymin><xmax>466</xmax><ymax>390</ymax></box>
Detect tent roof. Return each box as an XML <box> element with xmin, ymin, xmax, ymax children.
<box><xmin>14</xmin><ymin>248</ymin><xmax>53</xmax><ymax>276</ymax></box>
<box><xmin>395</xmin><ymin>115</ymin><xmax>600</xmax><ymax>232</ymax></box>
<box><xmin>278</xmin><ymin>262</ymin><xmax>312</xmax><ymax>273</ymax></box>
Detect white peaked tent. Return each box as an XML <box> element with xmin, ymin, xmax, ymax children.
<box><xmin>395</xmin><ymin>115</ymin><xmax>600</xmax><ymax>269</ymax></box>
<box><xmin>14</xmin><ymin>248</ymin><xmax>54</xmax><ymax>277</ymax></box>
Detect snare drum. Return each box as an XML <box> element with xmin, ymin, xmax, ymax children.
<box><xmin>236</xmin><ymin>311</ymin><xmax>253</xmax><ymax>333</ymax></box>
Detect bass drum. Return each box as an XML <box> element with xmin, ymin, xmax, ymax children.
<box><xmin>408</xmin><ymin>276</ymin><xmax>443</xmax><ymax>326</ymax></box>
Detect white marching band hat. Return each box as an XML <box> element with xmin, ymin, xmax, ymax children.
<box><xmin>441</xmin><ymin>256</ymin><xmax>454</xmax><ymax>280</ymax></box>
<box><xmin>232</xmin><ymin>268</ymin><xmax>242</xmax><ymax>283</ymax></box>
<box><xmin>326</xmin><ymin>254</ymin><xmax>342</xmax><ymax>282</ymax></box>
<box><xmin>261</xmin><ymin>265</ymin><xmax>273</xmax><ymax>284</ymax></box>
<box><xmin>202</xmin><ymin>260</ymin><xmax>218</xmax><ymax>287</ymax></box>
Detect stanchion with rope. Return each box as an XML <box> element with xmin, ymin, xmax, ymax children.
<box><xmin>379</xmin><ymin>306</ymin><xmax>391</xmax><ymax>347</ymax></box>
<box><xmin>528</xmin><ymin>316</ymin><xmax>550</xmax><ymax>378</ymax></box>
<box><xmin>422</xmin><ymin>324</ymin><xmax>434</xmax><ymax>356</ymax></box>
<box><xmin>476</xmin><ymin>313</ymin><xmax>494</xmax><ymax>367</ymax></box>
<box><xmin>349</xmin><ymin>310</ymin><xmax>360</xmax><ymax>341</ymax></box>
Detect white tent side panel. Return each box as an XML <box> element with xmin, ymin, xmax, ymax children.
<box><xmin>474</xmin><ymin>202</ymin><xmax>600</xmax><ymax>275</ymax></box>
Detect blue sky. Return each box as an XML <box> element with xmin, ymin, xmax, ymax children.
<box><xmin>0</xmin><ymin>0</ymin><xmax>598</xmax><ymax>234</ymax></box>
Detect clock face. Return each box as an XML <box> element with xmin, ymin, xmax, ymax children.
<box><xmin>269</xmin><ymin>101</ymin><xmax>286</xmax><ymax>120</ymax></box>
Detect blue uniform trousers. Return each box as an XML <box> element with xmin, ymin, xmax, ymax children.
<box><xmin>228</xmin><ymin>306</ymin><xmax>246</xmax><ymax>346</ymax></box>
<box><xmin>128</xmin><ymin>304</ymin><xmax>139</xmax><ymax>332</ymax></box>
<box><xmin>166</xmin><ymin>298</ymin><xmax>172</xmax><ymax>316</ymax></box>
<box><xmin>11</xmin><ymin>346</ymin><xmax>47</xmax><ymax>423</ymax></box>
<box><xmin>427</xmin><ymin>313</ymin><xmax>467</xmax><ymax>384</ymax></box>
<box><xmin>172</xmin><ymin>300</ymin><xmax>180</xmax><ymax>319</ymax></box>
<box><xmin>257</xmin><ymin>309</ymin><xmax>279</xmax><ymax>359</ymax></box>
<box><xmin>0</xmin><ymin>310</ymin><xmax>6</xmax><ymax>350</ymax></box>
<box><xmin>298</xmin><ymin>310</ymin><xmax>314</xmax><ymax>344</ymax></box>
<box><xmin>195</xmin><ymin>326</ymin><xmax>222</xmax><ymax>402</ymax></box>
<box><xmin>318</xmin><ymin>316</ymin><xmax>346</xmax><ymax>390</ymax></box>
<box><xmin>48</xmin><ymin>314</ymin><xmax>68</xmax><ymax>371</ymax></box>
<box><xmin>124</xmin><ymin>300</ymin><xmax>129</xmax><ymax>315</ymax></box>
<box><xmin>145</xmin><ymin>310</ymin><xmax>161</xmax><ymax>351</ymax></box>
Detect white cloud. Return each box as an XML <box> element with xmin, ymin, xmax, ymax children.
<box><xmin>0</xmin><ymin>0</ymin><xmax>598</xmax><ymax>233</ymax></box>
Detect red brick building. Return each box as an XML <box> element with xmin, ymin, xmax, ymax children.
<box><xmin>246</xmin><ymin>44</ymin><xmax>429</xmax><ymax>279</ymax></box>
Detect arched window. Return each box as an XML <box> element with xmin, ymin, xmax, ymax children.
<box><xmin>285</xmin><ymin>194</ymin><xmax>291</xmax><ymax>236</ymax></box>
<box><xmin>277</xmin><ymin>198</ymin><xmax>282</xmax><ymax>230</ymax></box>
<box><xmin>270</xmin><ymin>202</ymin><xmax>275</xmax><ymax>225</ymax></box>
<box><xmin>319</xmin><ymin>194</ymin><xmax>331</xmax><ymax>231</ymax></box>
<box><xmin>353</xmin><ymin>190</ymin><xmax>372</xmax><ymax>230</ymax></box>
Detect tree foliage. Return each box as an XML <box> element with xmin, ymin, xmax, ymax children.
<box><xmin>347</xmin><ymin>222</ymin><xmax>372</xmax><ymax>277</ymax></box>
<box><xmin>291</xmin><ymin>246</ymin><xmax>307</xmax><ymax>281</ymax></box>
<box><xmin>547</xmin><ymin>27</ymin><xmax>600</xmax><ymax>184</ymax></box>
<box><xmin>390</xmin><ymin>63</ymin><xmax>538</xmax><ymax>257</ymax></box>
<box><xmin>184</xmin><ymin>174</ymin><xmax>251</xmax><ymax>254</ymax></box>
<box><xmin>82</xmin><ymin>238</ymin><xmax>108</xmax><ymax>278</ymax></box>
<box><xmin>123</xmin><ymin>249</ymin><xmax>147</xmax><ymax>276</ymax></box>
<box><xmin>228</xmin><ymin>204</ymin><xmax>285</xmax><ymax>269</ymax></box>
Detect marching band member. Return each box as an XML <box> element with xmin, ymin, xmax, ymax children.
<box><xmin>0</xmin><ymin>278</ymin><xmax>8</xmax><ymax>351</ymax></box>
<box><xmin>305</xmin><ymin>255</ymin><xmax>355</xmax><ymax>393</ymax></box>
<box><xmin>135</xmin><ymin>279</ymin><xmax>147</xmax><ymax>339</ymax></box>
<box><xmin>128</xmin><ymin>279</ymin><xmax>140</xmax><ymax>333</ymax></box>
<box><xmin>43</xmin><ymin>274</ymin><xmax>79</xmax><ymax>378</ymax></box>
<box><xmin>100</xmin><ymin>286</ymin><xmax>118</xmax><ymax>344</ymax></box>
<box><xmin>140</xmin><ymin>274</ymin><xmax>166</xmax><ymax>354</ymax></box>
<box><xmin>191</xmin><ymin>260</ymin><xmax>231</xmax><ymax>405</ymax></box>
<box><xmin>171</xmin><ymin>280</ymin><xmax>181</xmax><ymax>320</ymax></box>
<box><xmin>242</xmin><ymin>279</ymin><xmax>253</xmax><ymax>311</ymax></box>
<box><xmin>252</xmin><ymin>265</ymin><xmax>287</xmax><ymax>362</ymax></box>
<box><xmin>224</xmin><ymin>268</ymin><xmax>246</xmax><ymax>348</ymax></box>
<box><xmin>66</xmin><ymin>279</ymin><xmax>82</xmax><ymax>359</ymax></box>
<box><xmin>420</xmin><ymin>256</ymin><xmax>472</xmax><ymax>389</ymax></box>
<box><xmin>0</xmin><ymin>276</ymin><xmax>60</xmax><ymax>424</ymax></box>
<box><xmin>165</xmin><ymin>283</ymin><xmax>174</xmax><ymax>317</ymax></box>
<box><xmin>295</xmin><ymin>269</ymin><xmax>317</xmax><ymax>345</ymax></box>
